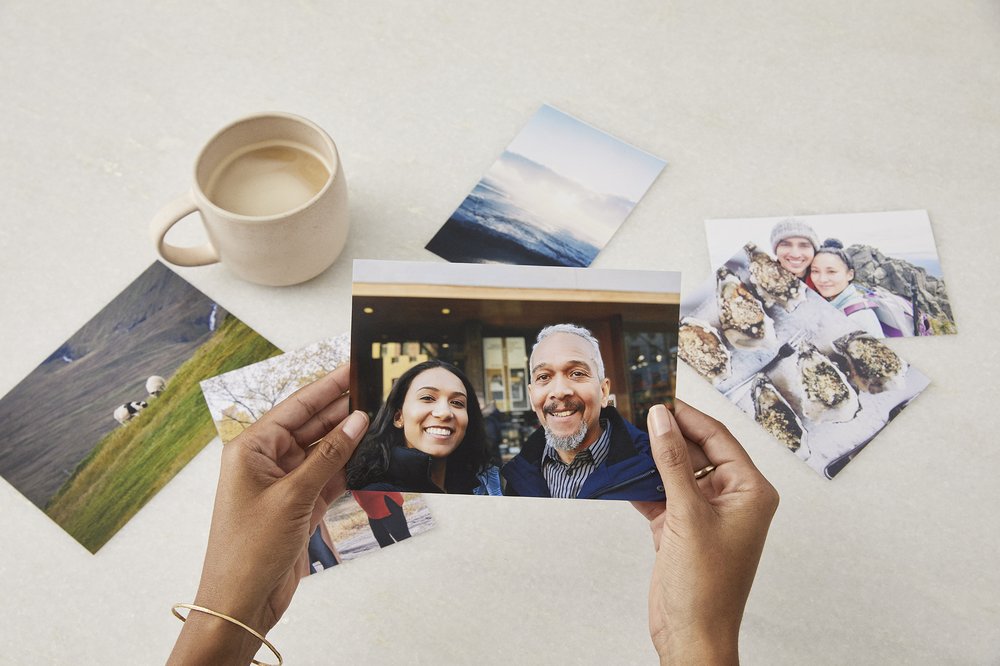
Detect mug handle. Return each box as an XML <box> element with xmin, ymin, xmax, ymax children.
<box><xmin>150</xmin><ymin>191</ymin><xmax>221</xmax><ymax>266</ymax></box>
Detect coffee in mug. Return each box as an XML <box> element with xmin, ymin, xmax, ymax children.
<box><xmin>205</xmin><ymin>141</ymin><xmax>330</xmax><ymax>217</ymax></box>
<box><xmin>150</xmin><ymin>113</ymin><xmax>349</xmax><ymax>287</ymax></box>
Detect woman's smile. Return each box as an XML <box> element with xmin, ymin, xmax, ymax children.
<box><xmin>395</xmin><ymin>367</ymin><xmax>469</xmax><ymax>458</ymax></box>
<box><xmin>810</xmin><ymin>253</ymin><xmax>854</xmax><ymax>299</ymax></box>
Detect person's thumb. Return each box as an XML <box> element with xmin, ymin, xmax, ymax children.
<box><xmin>647</xmin><ymin>404</ymin><xmax>701</xmax><ymax>510</ymax></box>
<box><xmin>289</xmin><ymin>410</ymin><xmax>369</xmax><ymax>500</ymax></box>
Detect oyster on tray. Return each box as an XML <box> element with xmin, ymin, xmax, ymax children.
<box><xmin>716</xmin><ymin>266</ymin><xmax>776</xmax><ymax>350</ymax></box>
<box><xmin>752</xmin><ymin>374</ymin><xmax>808</xmax><ymax>455</ymax></box>
<box><xmin>795</xmin><ymin>341</ymin><xmax>860</xmax><ymax>423</ymax></box>
<box><xmin>745</xmin><ymin>242</ymin><xmax>806</xmax><ymax>312</ymax></box>
<box><xmin>833</xmin><ymin>330</ymin><xmax>907</xmax><ymax>394</ymax></box>
<box><xmin>678</xmin><ymin>317</ymin><xmax>732</xmax><ymax>385</ymax></box>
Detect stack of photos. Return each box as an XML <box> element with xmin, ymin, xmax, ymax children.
<box><xmin>680</xmin><ymin>247</ymin><xmax>930</xmax><ymax>478</ymax></box>
<box><xmin>425</xmin><ymin>104</ymin><xmax>666</xmax><ymax>267</ymax></box>
<box><xmin>705</xmin><ymin>210</ymin><xmax>957</xmax><ymax>336</ymax></box>
<box><xmin>0</xmin><ymin>262</ymin><xmax>282</xmax><ymax>552</ymax></box>
<box><xmin>200</xmin><ymin>335</ymin><xmax>435</xmax><ymax>573</ymax></box>
<box><xmin>348</xmin><ymin>259</ymin><xmax>681</xmax><ymax>501</ymax></box>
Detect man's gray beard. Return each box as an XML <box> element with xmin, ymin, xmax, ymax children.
<box><xmin>543</xmin><ymin>420</ymin><xmax>588</xmax><ymax>452</ymax></box>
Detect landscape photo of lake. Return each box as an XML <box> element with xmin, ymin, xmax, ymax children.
<box><xmin>704</xmin><ymin>210</ymin><xmax>957</xmax><ymax>336</ymax></box>
<box><xmin>426</xmin><ymin>104</ymin><xmax>666</xmax><ymax>267</ymax></box>
<box><xmin>0</xmin><ymin>261</ymin><xmax>280</xmax><ymax>552</ymax></box>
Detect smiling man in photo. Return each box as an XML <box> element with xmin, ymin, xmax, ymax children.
<box><xmin>501</xmin><ymin>324</ymin><xmax>666</xmax><ymax>500</ymax></box>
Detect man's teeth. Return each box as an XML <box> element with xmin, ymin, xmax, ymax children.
<box><xmin>425</xmin><ymin>427</ymin><xmax>452</xmax><ymax>436</ymax></box>
<box><xmin>551</xmin><ymin>410</ymin><xmax>575</xmax><ymax>417</ymax></box>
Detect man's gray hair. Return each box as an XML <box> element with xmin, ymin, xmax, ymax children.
<box><xmin>534</xmin><ymin>323</ymin><xmax>605</xmax><ymax>379</ymax></box>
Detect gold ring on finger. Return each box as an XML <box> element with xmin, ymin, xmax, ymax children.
<box><xmin>694</xmin><ymin>464</ymin><xmax>716</xmax><ymax>480</ymax></box>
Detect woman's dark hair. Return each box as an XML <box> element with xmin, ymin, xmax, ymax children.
<box><xmin>346</xmin><ymin>360</ymin><xmax>490</xmax><ymax>493</ymax></box>
<box><xmin>814</xmin><ymin>238</ymin><xmax>854</xmax><ymax>271</ymax></box>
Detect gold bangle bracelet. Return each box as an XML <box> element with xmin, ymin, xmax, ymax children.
<box><xmin>172</xmin><ymin>603</ymin><xmax>283</xmax><ymax>666</ymax></box>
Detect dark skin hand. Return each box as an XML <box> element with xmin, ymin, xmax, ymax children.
<box><xmin>168</xmin><ymin>364</ymin><xmax>369</xmax><ymax>666</ymax></box>
<box><xmin>633</xmin><ymin>401</ymin><xmax>779</xmax><ymax>665</ymax></box>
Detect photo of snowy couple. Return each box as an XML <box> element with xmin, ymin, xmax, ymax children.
<box><xmin>705</xmin><ymin>210</ymin><xmax>958</xmax><ymax>338</ymax></box>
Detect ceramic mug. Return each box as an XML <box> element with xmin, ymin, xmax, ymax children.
<box><xmin>150</xmin><ymin>112</ymin><xmax>348</xmax><ymax>286</ymax></box>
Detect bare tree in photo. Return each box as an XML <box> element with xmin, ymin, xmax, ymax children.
<box><xmin>201</xmin><ymin>336</ymin><xmax>351</xmax><ymax>441</ymax></box>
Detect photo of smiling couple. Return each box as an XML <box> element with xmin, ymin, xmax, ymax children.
<box><xmin>705</xmin><ymin>211</ymin><xmax>957</xmax><ymax>338</ymax></box>
<box><xmin>346</xmin><ymin>323</ymin><xmax>665</xmax><ymax>500</ymax></box>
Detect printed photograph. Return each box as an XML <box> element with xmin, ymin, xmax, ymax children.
<box><xmin>0</xmin><ymin>262</ymin><xmax>281</xmax><ymax>552</ymax></box>
<box><xmin>679</xmin><ymin>247</ymin><xmax>931</xmax><ymax>478</ymax></box>
<box><xmin>426</xmin><ymin>104</ymin><xmax>666</xmax><ymax>267</ymax></box>
<box><xmin>201</xmin><ymin>335</ymin><xmax>435</xmax><ymax>571</ymax></box>
<box><xmin>348</xmin><ymin>259</ymin><xmax>681</xmax><ymax>500</ymax></box>
<box><xmin>704</xmin><ymin>210</ymin><xmax>957</xmax><ymax>336</ymax></box>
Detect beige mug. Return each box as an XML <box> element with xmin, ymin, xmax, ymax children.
<box><xmin>150</xmin><ymin>112</ymin><xmax>348</xmax><ymax>286</ymax></box>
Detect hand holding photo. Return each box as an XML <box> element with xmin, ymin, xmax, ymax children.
<box><xmin>348</xmin><ymin>260</ymin><xmax>682</xmax><ymax>500</ymax></box>
<box><xmin>426</xmin><ymin>104</ymin><xmax>666</xmax><ymax>267</ymax></box>
<box><xmin>200</xmin><ymin>335</ymin><xmax>435</xmax><ymax>570</ymax></box>
<box><xmin>680</xmin><ymin>248</ymin><xmax>930</xmax><ymax>478</ymax></box>
<box><xmin>704</xmin><ymin>210</ymin><xmax>957</xmax><ymax>336</ymax></box>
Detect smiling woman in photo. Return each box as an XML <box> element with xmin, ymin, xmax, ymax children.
<box><xmin>346</xmin><ymin>360</ymin><xmax>502</xmax><ymax>495</ymax></box>
<box><xmin>810</xmin><ymin>239</ymin><xmax>886</xmax><ymax>339</ymax></box>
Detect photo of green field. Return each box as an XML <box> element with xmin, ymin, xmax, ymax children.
<box><xmin>0</xmin><ymin>262</ymin><xmax>280</xmax><ymax>553</ymax></box>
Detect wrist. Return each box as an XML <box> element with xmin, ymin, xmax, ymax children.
<box><xmin>193</xmin><ymin>577</ymin><xmax>275</xmax><ymax>635</ymax></box>
<box><xmin>168</xmin><ymin>606</ymin><xmax>266</xmax><ymax>666</ymax></box>
<box><xmin>653</xmin><ymin>624</ymin><xmax>740</xmax><ymax>666</ymax></box>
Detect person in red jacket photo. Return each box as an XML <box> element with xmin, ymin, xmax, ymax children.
<box><xmin>350</xmin><ymin>490</ymin><xmax>411</xmax><ymax>547</ymax></box>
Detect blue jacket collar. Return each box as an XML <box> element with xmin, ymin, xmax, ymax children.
<box><xmin>502</xmin><ymin>406</ymin><xmax>663</xmax><ymax>500</ymax></box>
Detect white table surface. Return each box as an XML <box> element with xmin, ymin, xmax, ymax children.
<box><xmin>2</xmin><ymin>1</ymin><xmax>998</xmax><ymax>664</ymax></box>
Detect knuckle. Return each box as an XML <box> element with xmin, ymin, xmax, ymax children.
<box><xmin>315</xmin><ymin>433</ymin><xmax>352</xmax><ymax>469</ymax></box>
<box><xmin>315</xmin><ymin>413</ymin><xmax>337</xmax><ymax>436</ymax></box>
<box><xmin>748</xmin><ymin>478</ymin><xmax>780</xmax><ymax>513</ymax></box>
<box><xmin>706</xmin><ymin>429</ymin><xmax>736</xmax><ymax>452</ymax></box>
<box><xmin>225</xmin><ymin>433</ymin><xmax>259</xmax><ymax>463</ymax></box>
<box><xmin>766</xmin><ymin>483</ymin><xmax>780</xmax><ymax>512</ymax></box>
<box><xmin>654</xmin><ymin>440</ymin><xmax>688</xmax><ymax>470</ymax></box>
<box><xmin>704</xmin><ymin>410</ymin><xmax>725</xmax><ymax>430</ymax></box>
<box><xmin>295</xmin><ymin>395</ymin><xmax>319</xmax><ymax>420</ymax></box>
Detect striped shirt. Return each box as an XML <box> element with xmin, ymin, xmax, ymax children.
<box><xmin>542</xmin><ymin>419</ymin><xmax>611</xmax><ymax>499</ymax></box>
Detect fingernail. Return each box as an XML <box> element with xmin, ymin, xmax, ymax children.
<box><xmin>341</xmin><ymin>410</ymin><xmax>368</xmax><ymax>440</ymax></box>
<box><xmin>649</xmin><ymin>404</ymin><xmax>671</xmax><ymax>437</ymax></box>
